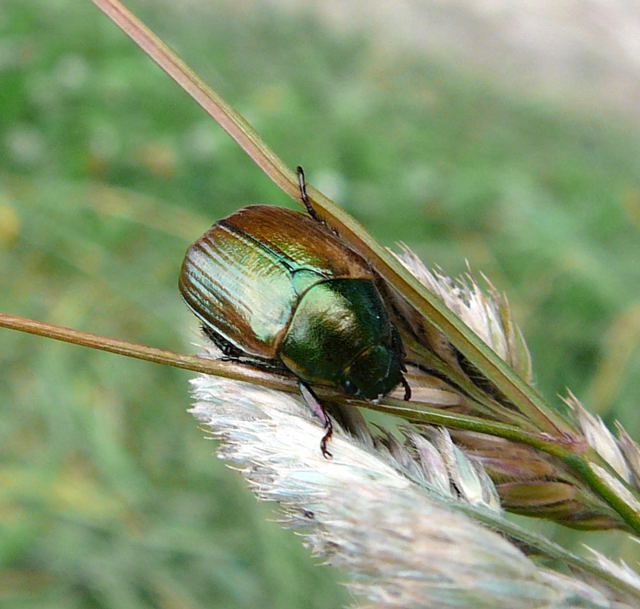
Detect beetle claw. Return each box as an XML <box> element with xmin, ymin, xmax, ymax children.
<box><xmin>320</xmin><ymin>422</ymin><xmax>333</xmax><ymax>459</ymax></box>
<box><xmin>400</xmin><ymin>374</ymin><xmax>412</xmax><ymax>401</ymax></box>
<box><xmin>299</xmin><ymin>381</ymin><xmax>334</xmax><ymax>458</ymax></box>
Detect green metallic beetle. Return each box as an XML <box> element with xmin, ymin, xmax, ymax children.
<box><xmin>179</xmin><ymin>168</ymin><xmax>409</xmax><ymax>455</ymax></box>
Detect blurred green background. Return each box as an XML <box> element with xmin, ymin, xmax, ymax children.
<box><xmin>2</xmin><ymin>1</ymin><xmax>640</xmax><ymax>607</ymax></box>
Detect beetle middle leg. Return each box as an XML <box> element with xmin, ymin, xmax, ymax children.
<box><xmin>202</xmin><ymin>324</ymin><xmax>244</xmax><ymax>358</ymax></box>
<box><xmin>202</xmin><ymin>324</ymin><xmax>285</xmax><ymax>371</ymax></box>
<box><xmin>299</xmin><ymin>382</ymin><xmax>333</xmax><ymax>458</ymax></box>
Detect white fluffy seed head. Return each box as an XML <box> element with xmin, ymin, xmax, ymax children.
<box><xmin>189</xmin><ymin>364</ymin><xmax>632</xmax><ymax>608</ymax></box>
<box><xmin>391</xmin><ymin>246</ymin><xmax>532</xmax><ymax>383</ymax></box>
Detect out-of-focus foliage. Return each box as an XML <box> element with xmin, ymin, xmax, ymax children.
<box><xmin>1</xmin><ymin>1</ymin><xmax>639</xmax><ymax>607</ymax></box>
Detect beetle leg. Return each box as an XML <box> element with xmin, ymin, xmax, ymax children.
<box><xmin>297</xmin><ymin>165</ymin><xmax>342</xmax><ymax>237</ymax></box>
<box><xmin>400</xmin><ymin>374</ymin><xmax>412</xmax><ymax>401</ymax></box>
<box><xmin>299</xmin><ymin>381</ymin><xmax>333</xmax><ymax>458</ymax></box>
<box><xmin>296</xmin><ymin>165</ymin><xmax>323</xmax><ymax>222</ymax></box>
<box><xmin>202</xmin><ymin>324</ymin><xmax>288</xmax><ymax>372</ymax></box>
<box><xmin>202</xmin><ymin>324</ymin><xmax>244</xmax><ymax>357</ymax></box>
<box><xmin>219</xmin><ymin>354</ymin><xmax>285</xmax><ymax>373</ymax></box>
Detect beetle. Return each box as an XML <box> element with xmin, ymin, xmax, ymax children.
<box><xmin>179</xmin><ymin>167</ymin><xmax>410</xmax><ymax>455</ymax></box>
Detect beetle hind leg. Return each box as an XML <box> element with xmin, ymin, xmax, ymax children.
<box><xmin>297</xmin><ymin>165</ymin><xmax>342</xmax><ymax>237</ymax></box>
<box><xmin>299</xmin><ymin>382</ymin><xmax>333</xmax><ymax>458</ymax></box>
<box><xmin>296</xmin><ymin>165</ymin><xmax>326</xmax><ymax>224</ymax></box>
<box><xmin>296</xmin><ymin>165</ymin><xmax>320</xmax><ymax>221</ymax></box>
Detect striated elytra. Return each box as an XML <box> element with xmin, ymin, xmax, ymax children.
<box><xmin>179</xmin><ymin>170</ymin><xmax>409</xmax><ymax>454</ymax></box>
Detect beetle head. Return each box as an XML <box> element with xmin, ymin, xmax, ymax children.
<box><xmin>340</xmin><ymin>344</ymin><xmax>403</xmax><ymax>400</ymax></box>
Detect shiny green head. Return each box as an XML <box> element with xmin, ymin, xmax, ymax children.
<box><xmin>339</xmin><ymin>344</ymin><xmax>403</xmax><ymax>400</ymax></box>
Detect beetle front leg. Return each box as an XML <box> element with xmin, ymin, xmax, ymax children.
<box><xmin>298</xmin><ymin>382</ymin><xmax>333</xmax><ymax>458</ymax></box>
<box><xmin>400</xmin><ymin>374</ymin><xmax>412</xmax><ymax>401</ymax></box>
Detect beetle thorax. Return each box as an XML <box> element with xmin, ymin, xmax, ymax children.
<box><xmin>279</xmin><ymin>279</ymin><xmax>402</xmax><ymax>398</ymax></box>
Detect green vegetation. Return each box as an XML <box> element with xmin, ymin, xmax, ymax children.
<box><xmin>2</xmin><ymin>1</ymin><xmax>639</xmax><ymax>607</ymax></box>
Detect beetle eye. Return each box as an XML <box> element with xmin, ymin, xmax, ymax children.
<box><xmin>341</xmin><ymin>379</ymin><xmax>357</xmax><ymax>395</ymax></box>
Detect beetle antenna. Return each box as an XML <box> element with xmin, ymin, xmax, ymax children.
<box><xmin>296</xmin><ymin>165</ymin><xmax>322</xmax><ymax>222</ymax></box>
<box><xmin>400</xmin><ymin>374</ymin><xmax>412</xmax><ymax>401</ymax></box>
<box><xmin>299</xmin><ymin>381</ymin><xmax>333</xmax><ymax>458</ymax></box>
